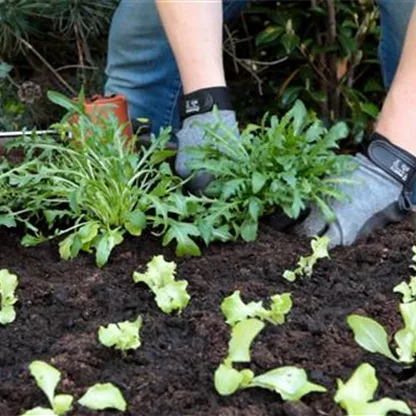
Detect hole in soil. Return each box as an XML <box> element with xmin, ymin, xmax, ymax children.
<box><xmin>390</xmin><ymin>363</ymin><xmax>416</xmax><ymax>381</ymax></box>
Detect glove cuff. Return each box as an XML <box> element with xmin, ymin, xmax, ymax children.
<box><xmin>366</xmin><ymin>132</ymin><xmax>416</xmax><ymax>210</ymax></box>
<box><xmin>179</xmin><ymin>87</ymin><xmax>233</xmax><ymax>120</ymax></box>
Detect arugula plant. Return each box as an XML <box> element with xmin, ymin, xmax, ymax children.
<box><xmin>133</xmin><ymin>255</ymin><xmax>190</xmax><ymax>314</ymax></box>
<box><xmin>187</xmin><ymin>101</ymin><xmax>355</xmax><ymax>242</ymax></box>
<box><xmin>1</xmin><ymin>91</ymin><xmax>211</xmax><ymax>265</ymax></box>
<box><xmin>21</xmin><ymin>361</ymin><xmax>127</xmax><ymax>415</ymax></box>
<box><xmin>0</xmin><ymin>269</ymin><xmax>18</xmax><ymax>325</ymax></box>
<box><xmin>348</xmin><ymin>275</ymin><xmax>416</xmax><ymax>364</ymax></box>
<box><xmin>283</xmin><ymin>236</ymin><xmax>330</xmax><ymax>282</ymax></box>
<box><xmin>99</xmin><ymin>316</ymin><xmax>143</xmax><ymax>353</ymax></box>
<box><xmin>221</xmin><ymin>290</ymin><xmax>292</xmax><ymax>326</ymax></box>
<box><xmin>334</xmin><ymin>363</ymin><xmax>411</xmax><ymax>415</ymax></box>
<box><xmin>214</xmin><ymin>318</ymin><xmax>326</xmax><ymax>399</ymax></box>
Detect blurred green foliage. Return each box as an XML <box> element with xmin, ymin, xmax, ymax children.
<box><xmin>0</xmin><ymin>0</ymin><xmax>382</xmax><ymax>142</ymax></box>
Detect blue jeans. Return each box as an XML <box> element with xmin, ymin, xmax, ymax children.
<box><xmin>105</xmin><ymin>0</ymin><xmax>415</xmax><ymax>134</ymax></box>
<box><xmin>105</xmin><ymin>0</ymin><xmax>247</xmax><ymax>135</ymax></box>
<box><xmin>377</xmin><ymin>0</ymin><xmax>415</xmax><ymax>88</ymax></box>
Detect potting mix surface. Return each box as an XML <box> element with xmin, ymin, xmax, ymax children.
<box><xmin>1</xmin><ymin>219</ymin><xmax>415</xmax><ymax>416</ymax></box>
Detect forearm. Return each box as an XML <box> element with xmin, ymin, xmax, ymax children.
<box><xmin>155</xmin><ymin>0</ymin><xmax>225</xmax><ymax>93</ymax></box>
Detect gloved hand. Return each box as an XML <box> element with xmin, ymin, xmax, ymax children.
<box><xmin>297</xmin><ymin>134</ymin><xmax>415</xmax><ymax>248</ymax></box>
<box><xmin>175</xmin><ymin>87</ymin><xmax>236</xmax><ymax>192</ymax></box>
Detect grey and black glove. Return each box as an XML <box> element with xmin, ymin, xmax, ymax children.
<box><xmin>298</xmin><ymin>133</ymin><xmax>416</xmax><ymax>247</ymax></box>
<box><xmin>175</xmin><ymin>87</ymin><xmax>236</xmax><ymax>192</ymax></box>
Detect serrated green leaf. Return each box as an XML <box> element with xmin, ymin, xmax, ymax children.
<box><xmin>0</xmin><ymin>215</ymin><xmax>16</xmax><ymax>228</ymax></box>
<box><xmin>155</xmin><ymin>281</ymin><xmax>190</xmax><ymax>314</ymax></box>
<box><xmin>98</xmin><ymin>316</ymin><xmax>143</xmax><ymax>351</ymax></box>
<box><xmin>221</xmin><ymin>291</ymin><xmax>264</xmax><ymax>326</ymax></box>
<box><xmin>0</xmin><ymin>269</ymin><xmax>18</xmax><ymax>325</ymax></box>
<box><xmin>78</xmin><ymin>383</ymin><xmax>127</xmax><ymax>411</ymax></box>
<box><xmin>162</xmin><ymin>221</ymin><xmax>201</xmax><ymax>257</ymax></box>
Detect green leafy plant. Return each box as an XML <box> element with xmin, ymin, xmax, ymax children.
<box><xmin>98</xmin><ymin>316</ymin><xmax>143</xmax><ymax>353</ymax></box>
<box><xmin>133</xmin><ymin>255</ymin><xmax>190</xmax><ymax>314</ymax></box>
<box><xmin>21</xmin><ymin>361</ymin><xmax>127</xmax><ymax>415</ymax></box>
<box><xmin>283</xmin><ymin>235</ymin><xmax>330</xmax><ymax>282</ymax></box>
<box><xmin>348</xmin><ymin>257</ymin><xmax>416</xmax><ymax>364</ymax></box>
<box><xmin>1</xmin><ymin>92</ymin><xmax>212</xmax><ymax>265</ymax></box>
<box><xmin>21</xmin><ymin>361</ymin><xmax>74</xmax><ymax>416</ymax></box>
<box><xmin>221</xmin><ymin>290</ymin><xmax>292</xmax><ymax>326</ymax></box>
<box><xmin>188</xmin><ymin>101</ymin><xmax>354</xmax><ymax>243</ymax></box>
<box><xmin>214</xmin><ymin>318</ymin><xmax>326</xmax><ymax>399</ymax></box>
<box><xmin>0</xmin><ymin>269</ymin><xmax>18</xmax><ymax>325</ymax></box>
<box><xmin>78</xmin><ymin>383</ymin><xmax>127</xmax><ymax>412</ymax></box>
<box><xmin>334</xmin><ymin>363</ymin><xmax>411</xmax><ymax>415</ymax></box>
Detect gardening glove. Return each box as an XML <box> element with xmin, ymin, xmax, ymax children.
<box><xmin>175</xmin><ymin>87</ymin><xmax>237</xmax><ymax>193</ymax></box>
<box><xmin>297</xmin><ymin>133</ymin><xmax>416</xmax><ymax>248</ymax></box>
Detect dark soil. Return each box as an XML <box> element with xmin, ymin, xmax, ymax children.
<box><xmin>1</xmin><ymin>218</ymin><xmax>416</xmax><ymax>416</ymax></box>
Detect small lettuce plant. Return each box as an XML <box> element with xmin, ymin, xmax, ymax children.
<box><xmin>21</xmin><ymin>361</ymin><xmax>127</xmax><ymax>415</ymax></box>
<box><xmin>214</xmin><ymin>318</ymin><xmax>326</xmax><ymax>399</ymax></box>
<box><xmin>283</xmin><ymin>236</ymin><xmax>329</xmax><ymax>282</ymax></box>
<box><xmin>133</xmin><ymin>255</ymin><xmax>190</xmax><ymax>314</ymax></box>
<box><xmin>348</xmin><ymin>267</ymin><xmax>416</xmax><ymax>364</ymax></box>
<box><xmin>21</xmin><ymin>361</ymin><xmax>74</xmax><ymax>416</ymax></box>
<box><xmin>99</xmin><ymin>316</ymin><xmax>143</xmax><ymax>353</ymax></box>
<box><xmin>334</xmin><ymin>363</ymin><xmax>411</xmax><ymax>415</ymax></box>
<box><xmin>0</xmin><ymin>269</ymin><xmax>18</xmax><ymax>325</ymax></box>
<box><xmin>221</xmin><ymin>290</ymin><xmax>292</xmax><ymax>326</ymax></box>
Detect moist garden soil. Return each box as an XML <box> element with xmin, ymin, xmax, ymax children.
<box><xmin>1</xmin><ymin>218</ymin><xmax>416</xmax><ymax>416</ymax></box>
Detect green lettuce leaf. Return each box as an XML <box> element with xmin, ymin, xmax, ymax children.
<box><xmin>0</xmin><ymin>269</ymin><xmax>18</xmax><ymax>325</ymax></box>
<box><xmin>334</xmin><ymin>363</ymin><xmax>411</xmax><ymax>416</ymax></box>
<box><xmin>98</xmin><ymin>316</ymin><xmax>143</xmax><ymax>351</ymax></box>
<box><xmin>250</xmin><ymin>367</ymin><xmax>326</xmax><ymax>401</ymax></box>
<box><xmin>228</xmin><ymin>319</ymin><xmax>265</xmax><ymax>363</ymax></box>
<box><xmin>347</xmin><ymin>315</ymin><xmax>398</xmax><ymax>362</ymax></box>
<box><xmin>78</xmin><ymin>383</ymin><xmax>127</xmax><ymax>411</ymax></box>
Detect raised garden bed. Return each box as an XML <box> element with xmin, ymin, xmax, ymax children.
<box><xmin>1</xmin><ymin>218</ymin><xmax>415</xmax><ymax>416</ymax></box>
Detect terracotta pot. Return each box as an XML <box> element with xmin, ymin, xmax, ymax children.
<box><xmin>85</xmin><ymin>94</ymin><xmax>132</xmax><ymax>139</ymax></box>
<box><xmin>78</xmin><ymin>94</ymin><xmax>132</xmax><ymax>140</ymax></box>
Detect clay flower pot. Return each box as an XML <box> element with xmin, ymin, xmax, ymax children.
<box><xmin>83</xmin><ymin>94</ymin><xmax>132</xmax><ymax>140</ymax></box>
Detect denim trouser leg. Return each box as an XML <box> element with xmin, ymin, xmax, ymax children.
<box><xmin>377</xmin><ymin>0</ymin><xmax>415</xmax><ymax>88</ymax></box>
<box><xmin>105</xmin><ymin>0</ymin><xmax>248</xmax><ymax>135</ymax></box>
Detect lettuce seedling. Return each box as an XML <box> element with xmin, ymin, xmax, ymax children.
<box><xmin>283</xmin><ymin>235</ymin><xmax>329</xmax><ymax>282</ymax></box>
<box><xmin>221</xmin><ymin>290</ymin><xmax>292</xmax><ymax>326</ymax></box>
<box><xmin>348</xmin><ymin>276</ymin><xmax>416</xmax><ymax>364</ymax></box>
<box><xmin>21</xmin><ymin>361</ymin><xmax>127</xmax><ymax>415</ymax></box>
<box><xmin>78</xmin><ymin>383</ymin><xmax>127</xmax><ymax>411</ymax></box>
<box><xmin>133</xmin><ymin>255</ymin><xmax>190</xmax><ymax>314</ymax></box>
<box><xmin>334</xmin><ymin>363</ymin><xmax>411</xmax><ymax>415</ymax></box>
<box><xmin>214</xmin><ymin>318</ymin><xmax>326</xmax><ymax>400</ymax></box>
<box><xmin>99</xmin><ymin>316</ymin><xmax>143</xmax><ymax>352</ymax></box>
<box><xmin>21</xmin><ymin>361</ymin><xmax>74</xmax><ymax>416</ymax></box>
<box><xmin>0</xmin><ymin>269</ymin><xmax>18</xmax><ymax>325</ymax></box>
